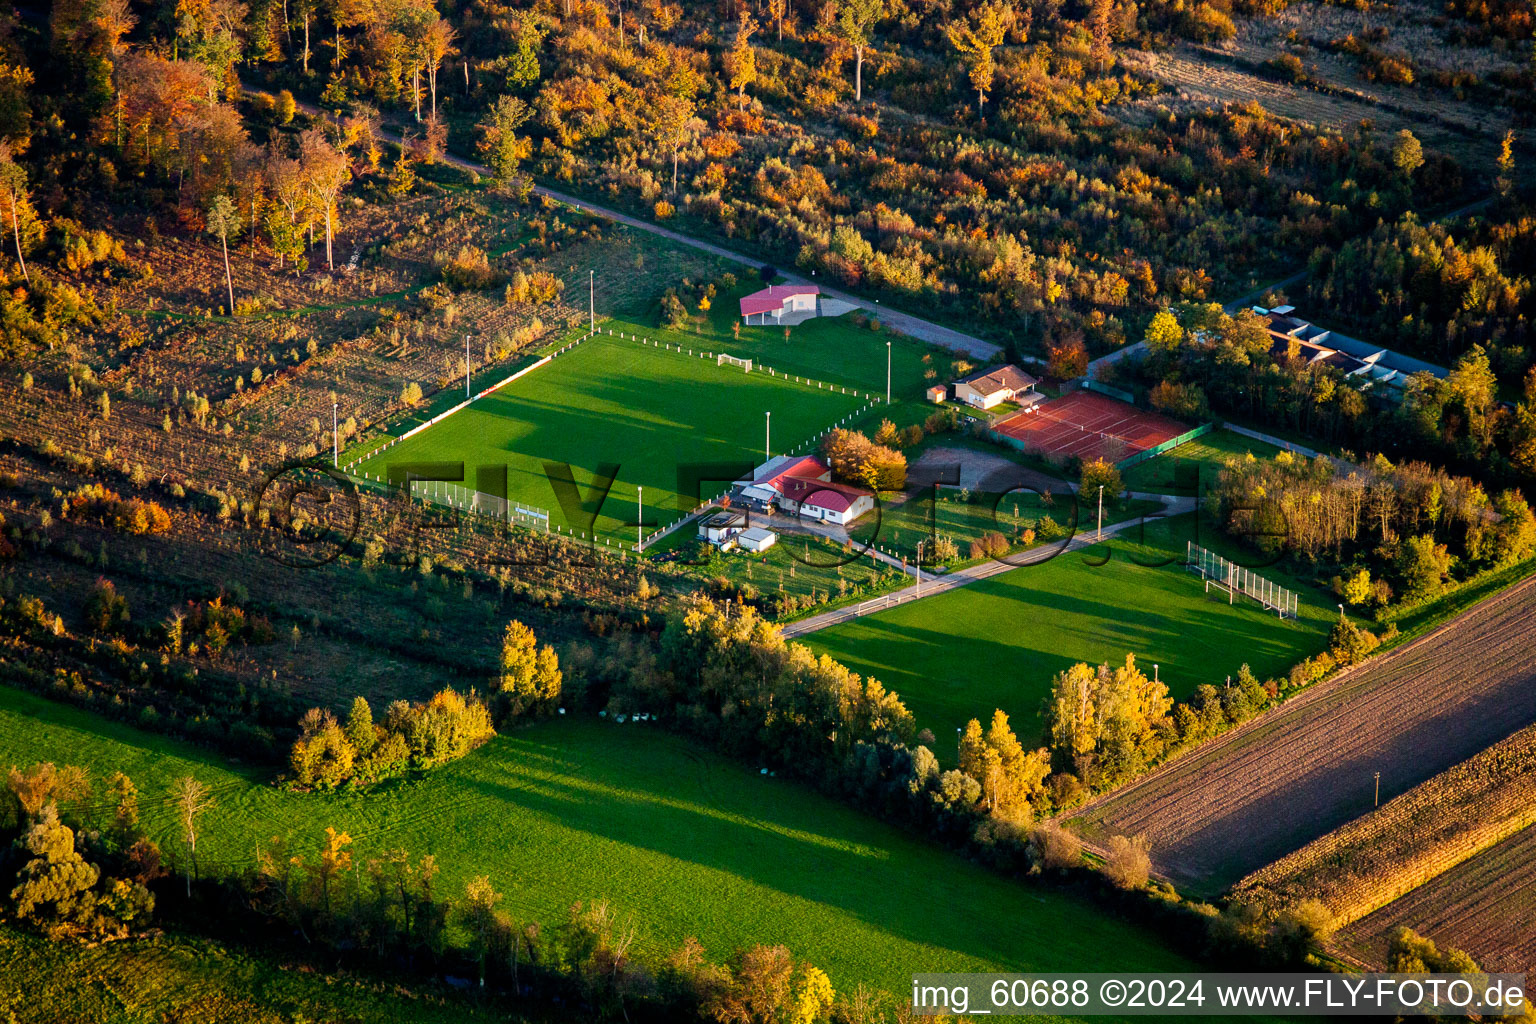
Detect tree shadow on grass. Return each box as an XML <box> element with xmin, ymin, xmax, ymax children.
<box><xmin>0</xmin><ymin>687</ymin><xmax>1189</xmax><ymax>983</ymax></box>
<box><xmin>454</xmin><ymin>720</ymin><xmax>1182</xmax><ymax>976</ymax></box>
<box><xmin>809</xmin><ymin>560</ymin><xmax>1326</xmax><ymax>747</ymax></box>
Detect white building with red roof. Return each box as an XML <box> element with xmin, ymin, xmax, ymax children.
<box><xmin>777</xmin><ymin>476</ymin><xmax>875</xmax><ymax>526</ymax></box>
<box><xmin>734</xmin><ymin>454</ymin><xmax>874</xmax><ymax>525</ymax></box>
<box><xmin>739</xmin><ymin>284</ymin><xmax>821</xmax><ymax>325</ymax></box>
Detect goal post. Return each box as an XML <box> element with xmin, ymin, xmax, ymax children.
<box><xmin>717</xmin><ymin>353</ymin><xmax>753</xmax><ymax>372</ymax></box>
<box><xmin>1186</xmin><ymin>541</ymin><xmax>1298</xmax><ymax>619</ymax></box>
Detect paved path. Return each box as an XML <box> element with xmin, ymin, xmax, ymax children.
<box><xmin>779</xmin><ymin>493</ymin><xmax>1195</xmax><ymax>638</ymax></box>
<box><xmin>535</xmin><ymin>189</ymin><xmax>1004</xmax><ymax>357</ymax></box>
<box><xmin>266</xmin><ymin>92</ymin><xmax>1003</xmax><ymax>361</ymax></box>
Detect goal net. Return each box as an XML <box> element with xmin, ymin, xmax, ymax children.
<box><xmin>717</xmin><ymin>353</ymin><xmax>753</xmax><ymax>372</ymax></box>
<box><xmin>1186</xmin><ymin>541</ymin><xmax>1298</xmax><ymax>619</ymax></box>
<box><xmin>408</xmin><ymin>479</ymin><xmax>550</xmax><ymax>532</ymax></box>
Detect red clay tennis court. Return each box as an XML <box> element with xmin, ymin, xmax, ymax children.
<box><xmin>993</xmin><ymin>390</ymin><xmax>1189</xmax><ymax>464</ymax></box>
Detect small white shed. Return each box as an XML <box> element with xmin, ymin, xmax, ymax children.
<box><xmin>737</xmin><ymin>527</ymin><xmax>778</xmax><ymax>553</ymax></box>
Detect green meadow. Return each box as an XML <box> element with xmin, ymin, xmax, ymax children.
<box><xmin>0</xmin><ymin>686</ymin><xmax>1197</xmax><ymax>998</ymax></box>
<box><xmin>647</xmin><ymin>281</ymin><xmax>941</xmax><ymax>397</ymax></box>
<box><xmin>1122</xmin><ymin>429</ymin><xmax>1285</xmax><ymax>494</ymax></box>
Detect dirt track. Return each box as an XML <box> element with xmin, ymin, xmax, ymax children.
<box><xmin>1071</xmin><ymin>576</ymin><xmax>1536</xmax><ymax>892</ymax></box>
<box><xmin>1337</xmin><ymin>825</ymin><xmax>1536</xmax><ymax>979</ymax></box>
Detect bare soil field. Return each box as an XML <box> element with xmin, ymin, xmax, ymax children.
<box><xmin>1231</xmin><ymin>720</ymin><xmax>1536</xmax><ymax>924</ymax></box>
<box><xmin>1337</xmin><ymin>824</ymin><xmax>1536</xmax><ymax>979</ymax></box>
<box><xmin>1069</xmin><ymin>575</ymin><xmax>1536</xmax><ymax>892</ymax></box>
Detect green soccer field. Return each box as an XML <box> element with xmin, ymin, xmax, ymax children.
<box><xmin>0</xmin><ymin>687</ymin><xmax>1199</xmax><ymax>998</ymax></box>
<box><xmin>353</xmin><ymin>331</ymin><xmax>866</xmax><ymax>542</ymax></box>
<box><xmin>651</xmin><ymin>282</ymin><xmax>942</xmax><ymax>396</ymax></box>
<box><xmin>804</xmin><ymin>514</ymin><xmax>1339</xmax><ymax>749</ymax></box>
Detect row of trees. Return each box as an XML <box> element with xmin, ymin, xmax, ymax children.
<box><xmin>2</xmin><ymin>760</ymin><xmax>847</xmax><ymax>1022</ymax></box>
<box><xmin>1042</xmin><ymin>615</ymin><xmax>1389</xmax><ymax>798</ymax></box>
<box><xmin>250</xmin><ymin>825</ymin><xmax>843</xmax><ymax>1022</ymax></box>
<box><xmin>558</xmin><ymin>601</ymin><xmax>1364</xmax><ymax>970</ymax></box>
<box><xmin>4</xmin><ymin>763</ymin><xmax>217</xmax><ymax>937</ymax></box>
<box><xmin>1207</xmin><ymin>451</ymin><xmax>1536</xmax><ymax>606</ymax></box>
<box><xmin>288</xmin><ymin>619</ymin><xmax>560</xmax><ymax>790</ymax></box>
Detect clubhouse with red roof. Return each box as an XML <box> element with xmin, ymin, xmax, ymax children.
<box><xmin>738</xmin><ymin>284</ymin><xmax>821</xmax><ymax>325</ymax></box>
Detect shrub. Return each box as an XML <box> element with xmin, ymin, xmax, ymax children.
<box><xmin>1264</xmin><ymin>53</ymin><xmax>1307</xmax><ymax>82</ymax></box>
<box><xmin>1327</xmin><ymin>619</ymin><xmax>1381</xmax><ymax>666</ymax></box>
<box><xmin>84</xmin><ymin>578</ymin><xmax>130</xmax><ymax>635</ymax></box>
<box><xmin>437</xmin><ymin>246</ymin><xmax>504</xmax><ymax>290</ymax></box>
<box><xmin>967</xmin><ymin>531</ymin><xmax>1009</xmax><ymax>560</ymax></box>
<box><xmin>1028</xmin><ymin>823</ymin><xmax>1083</xmax><ymax>872</ymax></box>
<box><xmin>62</xmin><ymin>484</ymin><xmax>172</xmax><ymax>536</ymax></box>
<box><xmin>288</xmin><ymin>710</ymin><xmax>356</xmax><ymax>789</ymax></box>
<box><xmin>1103</xmin><ymin>834</ymin><xmax>1152</xmax><ymax>889</ymax></box>
<box><xmin>1035</xmin><ymin>514</ymin><xmax>1066</xmax><ymax>541</ymax></box>
<box><xmin>388</xmin><ymin>689</ymin><xmax>496</xmax><ymax>769</ymax></box>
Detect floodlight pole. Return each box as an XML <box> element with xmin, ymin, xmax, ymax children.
<box><xmin>885</xmin><ymin>341</ymin><xmax>891</xmax><ymax>404</ymax></box>
<box><xmin>332</xmin><ymin>401</ymin><xmax>338</xmax><ymax>466</ymax></box>
<box><xmin>589</xmin><ymin>270</ymin><xmax>594</xmax><ymax>331</ymax></box>
<box><xmin>765</xmin><ymin>411</ymin><xmax>771</xmax><ymax>462</ymax></box>
<box><xmin>1154</xmin><ymin>663</ymin><xmax>1159</xmax><ymax>684</ymax></box>
<box><xmin>637</xmin><ymin>485</ymin><xmax>643</xmax><ymax>549</ymax></box>
<box><xmin>465</xmin><ymin>334</ymin><xmax>471</xmax><ymax>398</ymax></box>
<box><xmin>915</xmin><ymin>539</ymin><xmax>923</xmax><ymax>597</ymax></box>
<box><xmin>1097</xmin><ymin>485</ymin><xmax>1104</xmax><ymax>541</ymax></box>
<box><xmin>1374</xmin><ymin>771</ymin><xmax>1381</xmax><ymax>807</ymax></box>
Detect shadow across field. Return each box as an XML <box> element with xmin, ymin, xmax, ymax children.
<box><xmin>0</xmin><ymin>687</ymin><xmax>1191</xmax><ymax>993</ymax></box>
<box><xmin>805</xmin><ymin>537</ymin><xmax>1330</xmax><ymax>750</ymax></box>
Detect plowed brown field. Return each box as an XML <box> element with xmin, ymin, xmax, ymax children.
<box><xmin>1070</xmin><ymin>576</ymin><xmax>1536</xmax><ymax>892</ymax></box>
<box><xmin>1231</xmin><ymin>721</ymin><xmax>1536</xmax><ymax>925</ymax></box>
<box><xmin>1337</xmin><ymin>825</ymin><xmax>1536</xmax><ymax>978</ymax></box>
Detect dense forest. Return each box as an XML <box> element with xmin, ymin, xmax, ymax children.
<box><xmin>2</xmin><ymin>0</ymin><xmax>1512</xmax><ymax>366</ymax></box>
